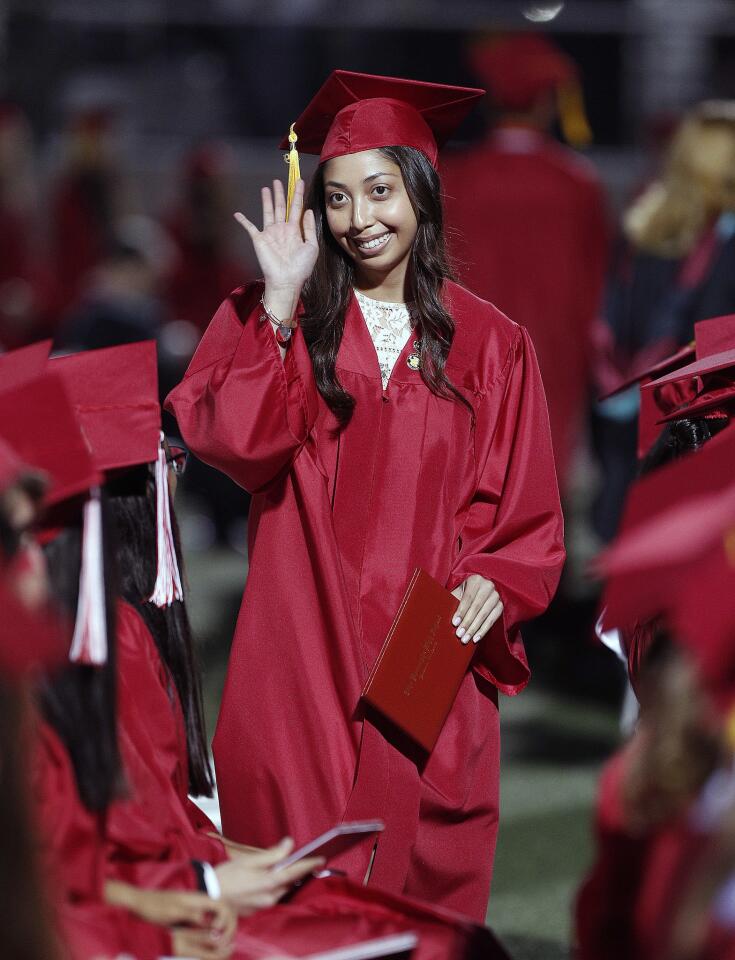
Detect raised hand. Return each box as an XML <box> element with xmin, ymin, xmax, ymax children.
<box><xmin>234</xmin><ymin>178</ymin><xmax>318</xmax><ymax>322</ymax></box>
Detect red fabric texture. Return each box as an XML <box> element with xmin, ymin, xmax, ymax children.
<box><xmin>104</xmin><ymin>600</ymin><xmax>226</xmax><ymax>889</ymax></box>
<box><xmin>166</xmin><ymin>279</ymin><xmax>564</xmax><ymax>918</ymax></box>
<box><xmin>442</xmin><ymin>130</ymin><xmax>609</xmax><ymax>494</ymax></box>
<box><xmin>576</xmin><ymin>744</ymin><xmax>712</xmax><ymax>960</ymax></box>
<box><xmin>31</xmin><ymin>719</ymin><xmax>172</xmax><ymax>959</ymax></box>
<box><xmin>237</xmin><ymin>876</ymin><xmax>510</xmax><ymax>959</ymax></box>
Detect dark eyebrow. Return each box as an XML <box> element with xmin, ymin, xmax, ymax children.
<box><xmin>363</xmin><ymin>171</ymin><xmax>397</xmax><ymax>183</ymax></box>
<box><xmin>324</xmin><ymin>171</ymin><xmax>398</xmax><ymax>190</ymax></box>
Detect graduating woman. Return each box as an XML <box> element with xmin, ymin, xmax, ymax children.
<box><xmin>167</xmin><ymin>70</ymin><xmax>565</xmax><ymax>920</ymax></box>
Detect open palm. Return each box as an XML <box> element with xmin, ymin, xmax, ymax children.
<box><xmin>235</xmin><ymin>178</ymin><xmax>318</xmax><ymax>292</ymax></box>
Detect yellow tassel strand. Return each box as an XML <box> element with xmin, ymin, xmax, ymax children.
<box><xmin>557</xmin><ymin>82</ymin><xmax>593</xmax><ymax>149</ymax></box>
<box><xmin>285</xmin><ymin>123</ymin><xmax>300</xmax><ymax>221</ymax></box>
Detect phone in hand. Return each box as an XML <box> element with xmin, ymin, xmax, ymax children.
<box><xmin>272</xmin><ymin>820</ymin><xmax>385</xmax><ymax>872</ymax></box>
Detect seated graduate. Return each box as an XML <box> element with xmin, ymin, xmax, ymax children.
<box><xmin>577</xmin><ymin>428</ymin><xmax>735</xmax><ymax>960</ymax></box>
<box><xmin>0</xmin><ymin>368</ymin><xmax>237</xmax><ymax>960</ymax></box>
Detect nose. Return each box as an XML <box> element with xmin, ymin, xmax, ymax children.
<box><xmin>350</xmin><ymin>195</ymin><xmax>375</xmax><ymax>234</ymax></box>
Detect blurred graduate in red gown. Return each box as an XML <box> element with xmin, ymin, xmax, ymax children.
<box><xmin>443</xmin><ymin>33</ymin><xmax>609</xmax><ymax>495</ymax></box>
<box><xmin>48</xmin><ymin>106</ymin><xmax>122</xmax><ymax>321</ymax></box>
<box><xmin>163</xmin><ymin>143</ymin><xmax>249</xmax><ymax>334</ymax></box>
<box><xmin>168</xmin><ymin>69</ymin><xmax>565</xmax><ymax>921</ymax></box>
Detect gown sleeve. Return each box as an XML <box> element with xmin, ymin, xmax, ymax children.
<box><xmin>164</xmin><ymin>281</ymin><xmax>320</xmax><ymax>494</ymax></box>
<box><xmin>448</xmin><ymin>325</ymin><xmax>565</xmax><ymax>695</ymax></box>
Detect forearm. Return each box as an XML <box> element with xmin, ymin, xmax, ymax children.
<box><xmin>104</xmin><ymin>879</ymin><xmax>139</xmax><ymax>912</ymax></box>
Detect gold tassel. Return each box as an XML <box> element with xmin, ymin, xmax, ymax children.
<box><xmin>557</xmin><ymin>82</ymin><xmax>592</xmax><ymax>148</ymax></box>
<box><xmin>284</xmin><ymin>123</ymin><xmax>300</xmax><ymax>220</ymax></box>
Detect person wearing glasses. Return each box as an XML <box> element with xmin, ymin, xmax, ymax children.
<box><xmin>167</xmin><ymin>71</ymin><xmax>565</xmax><ymax>919</ymax></box>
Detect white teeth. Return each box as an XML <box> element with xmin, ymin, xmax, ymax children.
<box><xmin>356</xmin><ymin>234</ymin><xmax>390</xmax><ymax>250</ymax></box>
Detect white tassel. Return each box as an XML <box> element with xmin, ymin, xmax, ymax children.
<box><xmin>148</xmin><ymin>432</ymin><xmax>184</xmax><ymax>607</ymax></box>
<box><xmin>69</xmin><ymin>487</ymin><xmax>108</xmax><ymax>666</ymax></box>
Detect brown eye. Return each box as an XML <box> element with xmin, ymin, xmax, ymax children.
<box><xmin>372</xmin><ymin>185</ymin><xmax>389</xmax><ymax>197</ymax></box>
<box><xmin>329</xmin><ymin>192</ymin><xmax>346</xmax><ymax>205</ymax></box>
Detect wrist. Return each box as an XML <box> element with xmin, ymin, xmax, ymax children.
<box><xmin>263</xmin><ymin>285</ymin><xmax>300</xmax><ymax>326</ymax></box>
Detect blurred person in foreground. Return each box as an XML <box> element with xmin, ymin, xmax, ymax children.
<box><xmin>577</xmin><ymin>367</ymin><xmax>735</xmax><ymax>958</ymax></box>
<box><xmin>0</xmin><ymin>431</ymin><xmax>64</xmax><ymax>960</ymax></box>
<box><xmin>443</xmin><ymin>32</ymin><xmax>609</xmax><ymax>498</ymax></box>
<box><xmin>592</xmin><ymin>101</ymin><xmax>735</xmax><ymax>542</ymax></box>
<box><xmin>595</xmin><ymin>313</ymin><xmax>735</xmax><ymax>705</ymax></box>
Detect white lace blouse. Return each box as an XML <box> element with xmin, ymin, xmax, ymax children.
<box><xmin>354</xmin><ymin>289</ymin><xmax>417</xmax><ymax>389</ymax></box>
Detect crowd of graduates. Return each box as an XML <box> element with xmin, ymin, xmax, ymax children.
<box><xmin>2</xmin><ymin>26</ymin><xmax>735</xmax><ymax>960</ymax></box>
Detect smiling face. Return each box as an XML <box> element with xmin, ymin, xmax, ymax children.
<box><xmin>322</xmin><ymin>149</ymin><xmax>419</xmax><ymax>291</ymax></box>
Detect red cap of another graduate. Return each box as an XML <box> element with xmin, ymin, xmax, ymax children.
<box><xmin>51</xmin><ymin>342</ymin><xmax>182</xmax><ymax>608</ymax></box>
<box><xmin>0</xmin><ymin>340</ymin><xmax>52</xmax><ymax>392</ymax></box>
<box><xmin>643</xmin><ymin>346</ymin><xmax>735</xmax><ymax>424</ymax></box>
<box><xmin>469</xmin><ymin>33</ymin><xmax>578</xmax><ymax>111</ymax></box>
<box><xmin>468</xmin><ymin>32</ymin><xmax>591</xmax><ymax>146</ymax></box>
<box><xmin>0</xmin><ymin>372</ymin><xmax>100</xmax><ymax>506</ymax></box>
<box><xmin>598</xmin><ymin>426</ymin><xmax>735</xmax><ymax>631</ymax></box>
<box><xmin>279</xmin><ymin>70</ymin><xmax>485</xmax><ymax>169</ymax></box>
<box><xmin>50</xmin><ymin>341</ymin><xmax>161</xmax><ymax>473</ymax></box>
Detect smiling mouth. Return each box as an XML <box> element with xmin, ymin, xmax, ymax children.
<box><xmin>354</xmin><ymin>232</ymin><xmax>391</xmax><ymax>252</ymax></box>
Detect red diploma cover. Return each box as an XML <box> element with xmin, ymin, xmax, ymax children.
<box><xmin>361</xmin><ymin>568</ymin><xmax>473</xmax><ymax>752</ymax></box>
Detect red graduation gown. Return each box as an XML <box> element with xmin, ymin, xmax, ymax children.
<box><xmin>111</xmin><ymin>604</ymin><xmax>511</xmax><ymax>958</ymax></box>
<box><xmin>105</xmin><ymin>599</ymin><xmax>228</xmax><ymax>890</ymax></box>
<box><xmin>31</xmin><ymin>719</ymin><xmax>172</xmax><ymax>959</ymax></box>
<box><xmin>442</xmin><ymin>128</ymin><xmax>609</xmax><ymax>494</ymax></box>
<box><xmin>166</xmin><ymin>279</ymin><xmax>564</xmax><ymax>920</ymax></box>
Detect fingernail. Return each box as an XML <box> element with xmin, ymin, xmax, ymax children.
<box><xmin>473</xmin><ymin>634</ymin><xmax>481</xmax><ymax>643</ymax></box>
<box><xmin>461</xmin><ymin>636</ymin><xmax>470</xmax><ymax>645</ymax></box>
<box><xmin>452</xmin><ymin>616</ymin><xmax>461</xmax><ymax>627</ymax></box>
<box><xmin>456</xmin><ymin>627</ymin><xmax>465</xmax><ymax>638</ymax></box>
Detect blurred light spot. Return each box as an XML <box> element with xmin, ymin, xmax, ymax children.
<box><xmin>523</xmin><ymin>2</ymin><xmax>565</xmax><ymax>22</ymax></box>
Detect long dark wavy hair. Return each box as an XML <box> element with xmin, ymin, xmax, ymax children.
<box><xmin>39</xmin><ymin>497</ymin><xmax>122</xmax><ymax>812</ymax></box>
<box><xmin>301</xmin><ymin>145</ymin><xmax>471</xmax><ymax>427</ymax></box>
<box><xmin>106</xmin><ymin>466</ymin><xmax>214</xmax><ymax>798</ymax></box>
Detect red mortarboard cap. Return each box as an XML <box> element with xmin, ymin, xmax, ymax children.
<box><xmin>0</xmin><ymin>340</ymin><xmax>52</xmax><ymax>392</ymax></box>
<box><xmin>695</xmin><ymin>313</ymin><xmax>735</xmax><ymax>359</ymax></box>
<box><xmin>599</xmin><ymin>426</ymin><xmax>735</xmax><ymax>630</ymax></box>
<box><xmin>0</xmin><ymin>373</ymin><xmax>100</xmax><ymax>506</ymax></box>
<box><xmin>598</xmin><ymin>341</ymin><xmax>695</xmax><ymax>403</ymax></box>
<box><xmin>279</xmin><ymin>70</ymin><xmax>485</xmax><ymax>169</ymax></box>
<box><xmin>52</xmin><ymin>342</ymin><xmax>182</xmax><ymax>608</ymax></box>
<box><xmin>643</xmin><ymin>346</ymin><xmax>735</xmax><ymax>424</ymax></box>
<box><xmin>0</xmin><ymin>436</ymin><xmax>26</xmax><ymax>493</ymax></box>
<box><xmin>469</xmin><ymin>33</ymin><xmax>578</xmax><ymax>112</ymax></box>
<box><xmin>50</xmin><ymin>341</ymin><xmax>161</xmax><ymax>473</ymax></box>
